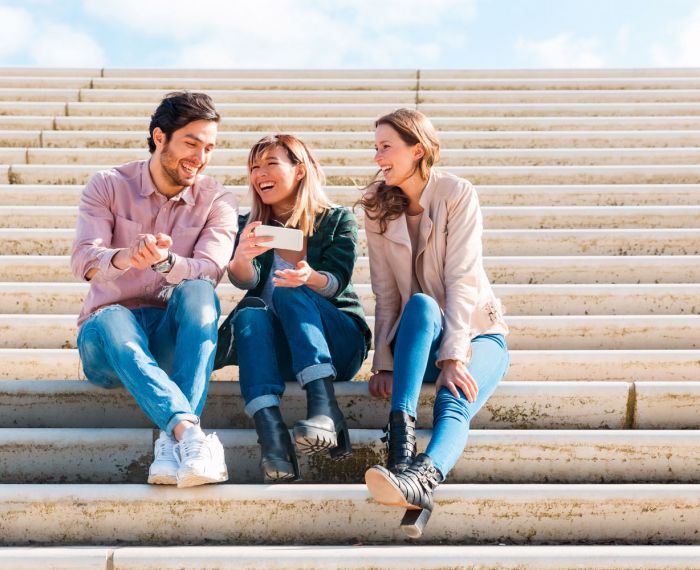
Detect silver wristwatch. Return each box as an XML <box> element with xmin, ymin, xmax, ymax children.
<box><xmin>151</xmin><ymin>251</ymin><xmax>174</xmax><ymax>273</ymax></box>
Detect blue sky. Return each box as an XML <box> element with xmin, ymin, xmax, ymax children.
<box><xmin>1</xmin><ymin>0</ymin><xmax>699</xmax><ymax>68</ymax></box>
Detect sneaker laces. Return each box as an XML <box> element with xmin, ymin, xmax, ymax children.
<box><xmin>155</xmin><ymin>436</ymin><xmax>175</xmax><ymax>457</ymax></box>
<box><xmin>174</xmin><ymin>436</ymin><xmax>207</xmax><ymax>466</ymax></box>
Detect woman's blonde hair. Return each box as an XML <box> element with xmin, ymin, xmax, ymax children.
<box><xmin>248</xmin><ymin>134</ymin><xmax>331</xmax><ymax>236</ymax></box>
<box><xmin>359</xmin><ymin>108</ymin><xmax>441</xmax><ymax>233</ymax></box>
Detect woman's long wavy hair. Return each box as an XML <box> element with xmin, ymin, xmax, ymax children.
<box><xmin>359</xmin><ymin>108</ymin><xmax>441</xmax><ymax>234</ymax></box>
<box><xmin>248</xmin><ymin>134</ymin><xmax>331</xmax><ymax>236</ymax></box>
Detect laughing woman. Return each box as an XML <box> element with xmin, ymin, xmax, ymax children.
<box><xmin>360</xmin><ymin>109</ymin><xmax>509</xmax><ymax>537</ymax></box>
<box><xmin>214</xmin><ymin>134</ymin><xmax>371</xmax><ymax>483</ymax></box>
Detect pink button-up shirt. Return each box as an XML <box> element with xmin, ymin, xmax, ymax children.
<box><xmin>71</xmin><ymin>160</ymin><xmax>238</xmax><ymax>326</ymax></box>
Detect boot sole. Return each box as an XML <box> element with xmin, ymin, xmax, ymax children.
<box><xmin>262</xmin><ymin>459</ymin><xmax>299</xmax><ymax>482</ymax></box>
<box><xmin>365</xmin><ymin>467</ymin><xmax>420</xmax><ymax>510</ymax></box>
<box><xmin>176</xmin><ymin>470</ymin><xmax>229</xmax><ymax>489</ymax></box>
<box><xmin>293</xmin><ymin>425</ymin><xmax>337</xmax><ymax>455</ymax></box>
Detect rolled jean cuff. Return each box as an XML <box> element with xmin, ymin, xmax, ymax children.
<box><xmin>165</xmin><ymin>413</ymin><xmax>200</xmax><ymax>436</ymax></box>
<box><xmin>245</xmin><ymin>394</ymin><xmax>281</xmax><ymax>417</ymax></box>
<box><xmin>297</xmin><ymin>363</ymin><xmax>336</xmax><ymax>387</ymax></box>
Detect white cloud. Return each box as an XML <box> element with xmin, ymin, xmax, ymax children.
<box><xmin>83</xmin><ymin>0</ymin><xmax>475</xmax><ymax>68</ymax></box>
<box><xmin>0</xmin><ymin>6</ymin><xmax>35</xmax><ymax>57</ymax></box>
<box><xmin>650</xmin><ymin>2</ymin><xmax>700</xmax><ymax>66</ymax></box>
<box><xmin>516</xmin><ymin>32</ymin><xmax>605</xmax><ymax>68</ymax></box>
<box><xmin>0</xmin><ymin>5</ymin><xmax>105</xmax><ymax>66</ymax></box>
<box><xmin>29</xmin><ymin>23</ymin><xmax>105</xmax><ymax>67</ymax></box>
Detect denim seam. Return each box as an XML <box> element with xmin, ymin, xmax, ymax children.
<box><xmin>245</xmin><ymin>394</ymin><xmax>282</xmax><ymax>417</ymax></box>
<box><xmin>296</xmin><ymin>362</ymin><xmax>336</xmax><ymax>386</ymax></box>
<box><xmin>165</xmin><ymin>413</ymin><xmax>200</xmax><ymax>436</ymax></box>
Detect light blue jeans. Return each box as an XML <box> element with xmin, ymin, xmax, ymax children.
<box><xmin>232</xmin><ymin>286</ymin><xmax>367</xmax><ymax>417</ymax></box>
<box><xmin>391</xmin><ymin>293</ymin><xmax>509</xmax><ymax>478</ymax></box>
<box><xmin>76</xmin><ymin>279</ymin><xmax>220</xmax><ymax>436</ymax></box>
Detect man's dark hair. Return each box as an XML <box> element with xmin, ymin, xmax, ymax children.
<box><xmin>147</xmin><ymin>91</ymin><xmax>220</xmax><ymax>153</ymax></box>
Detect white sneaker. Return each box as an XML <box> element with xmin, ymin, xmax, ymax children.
<box><xmin>174</xmin><ymin>425</ymin><xmax>229</xmax><ymax>488</ymax></box>
<box><xmin>147</xmin><ymin>431</ymin><xmax>178</xmax><ymax>485</ymax></box>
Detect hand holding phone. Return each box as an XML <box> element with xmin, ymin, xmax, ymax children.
<box><xmin>254</xmin><ymin>224</ymin><xmax>304</xmax><ymax>251</ymax></box>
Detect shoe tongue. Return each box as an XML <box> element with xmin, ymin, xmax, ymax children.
<box><xmin>182</xmin><ymin>425</ymin><xmax>204</xmax><ymax>441</ymax></box>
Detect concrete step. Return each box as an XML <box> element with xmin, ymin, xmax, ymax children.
<box><xmin>1</xmin><ymin>482</ymin><xmax>699</xmax><ymax>544</ymax></box>
<box><xmin>0</xmin><ymin>131</ymin><xmax>42</xmax><ymax>147</ymax></box>
<box><xmin>1</xmin><ymin>183</ymin><xmax>699</xmax><ymax>207</ymax></box>
<box><xmin>98</xmin><ymin>67</ymin><xmax>700</xmax><ymax>78</ymax></box>
<box><xmin>49</xmin><ymin>545</ymin><xmax>700</xmax><ymax>570</ymax></box>
<box><xmin>417</xmin><ymin>102</ymin><xmax>700</xmax><ymax>117</ymax></box>
<box><xmin>1</xmin><ymin>348</ymin><xmax>698</xmax><ymax>382</ymax></box>
<box><xmin>419</xmin><ymin>89</ymin><xmax>700</xmax><ymax>103</ymax></box>
<box><xmin>4</xmin><ymin>205</ymin><xmax>698</xmax><ymax>230</ymax></box>
<box><xmin>8</xmin><ymin>164</ymin><xmax>700</xmax><ymax>185</ymax></box>
<box><xmin>13</xmin><ymin>146</ymin><xmax>700</xmax><ymax>167</ymax></box>
<box><xmin>2</xmin><ymin>428</ymin><xmax>700</xmax><ymax>485</ymax></box>
<box><xmin>0</xmin><ymin>380</ymin><xmax>632</xmax><ymax>430</ymax></box>
<box><xmin>0</xmin><ymin>102</ymin><xmax>66</xmax><ymax>116</ymax></box>
<box><xmin>0</xmin><ymin>89</ymin><xmax>80</xmax><ymax>102</ymax></box>
<box><xmin>80</xmin><ymin>89</ymin><xmax>418</xmax><ymax>104</ymax></box>
<box><xmin>2</xmin><ymin>281</ymin><xmax>697</xmax><ymax>316</ymax></box>
<box><xmin>65</xmin><ymin>87</ymin><xmax>700</xmax><ymax>104</ymax></box>
<box><xmin>0</xmin><ymin>116</ymin><xmax>55</xmax><ymax>130</ymax></box>
<box><xmin>85</xmin><ymin>71</ymin><xmax>700</xmax><ymax>85</ymax></box>
<box><xmin>44</xmin><ymin>114</ymin><xmax>700</xmax><ymax>132</ymax></box>
<box><xmin>21</xmin><ymin>129</ymin><xmax>700</xmax><ymax>150</ymax></box>
<box><xmin>3</xmin><ymin>314</ymin><xmax>698</xmax><ymax>351</ymax></box>
<box><xmin>2</xmin><ymin>227</ymin><xmax>696</xmax><ymax>256</ymax></box>
<box><xmin>46</xmin><ymin>101</ymin><xmax>700</xmax><ymax>118</ymax></box>
<box><xmin>2</xmin><ymin>254</ymin><xmax>699</xmax><ymax>285</ymax></box>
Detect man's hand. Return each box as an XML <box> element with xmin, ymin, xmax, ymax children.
<box><xmin>129</xmin><ymin>233</ymin><xmax>172</xmax><ymax>270</ymax></box>
<box><xmin>435</xmin><ymin>359</ymin><xmax>478</xmax><ymax>403</ymax></box>
<box><xmin>368</xmin><ymin>370</ymin><xmax>393</xmax><ymax>399</ymax></box>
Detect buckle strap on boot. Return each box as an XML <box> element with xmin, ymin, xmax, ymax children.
<box><xmin>382</xmin><ymin>410</ymin><xmax>417</xmax><ymax>473</ymax></box>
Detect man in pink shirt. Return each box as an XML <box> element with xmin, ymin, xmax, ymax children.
<box><xmin>71</xmin><ymin>91</ymin><xmax>238</xmax><ymax>487</ymax></box>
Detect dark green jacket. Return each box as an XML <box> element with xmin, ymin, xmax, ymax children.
<box><xmin>214</xmin><ymin>206</ymin><xmax>371</xmax><ymax>368</ymax></box>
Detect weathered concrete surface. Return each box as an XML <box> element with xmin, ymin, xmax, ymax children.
<box><xmin>109</xmin><ymin>545</ymin><xmax>700</xmax><ymax>570</ymax></box>
<box><xmin>0</xmin><ymin>380</ymin><xmax>630</xmax><ymax>430</ymax></box>
<box><xmin>1</xmin><ymin>348</ymin><xmax>698</xmax><ymax>382</ymax></box>
<box><xmin>2</xmin><ymin>428</ymin><xmax>699</xmax><ymax>485</ymax></box>
<box><xmin>1</xmin><ymin>484</ymin><xmax>699</xmax><ymax>545</ymax></box>
<box><xmin>0</xmin><ymin>547</ymin><xmax>108</xmax><ymax>569</ymax></box>
<box><xmin>3</xmin><ymin>255</ymin><xmax>700</xmax><ymax>286</ymax></box>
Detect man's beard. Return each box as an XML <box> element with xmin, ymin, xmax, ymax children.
<box><xmin>160</xmin><ymin>145</ymin><xmax>196</xmax><ymax>188</ymax></box>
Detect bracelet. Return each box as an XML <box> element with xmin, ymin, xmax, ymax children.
<box><xmin>151</xmin><ymin>251</ymin><xmax>174</xmax><ymax>273</ymax></box>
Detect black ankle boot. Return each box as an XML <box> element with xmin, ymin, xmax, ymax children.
<box><xmin>364</xmin><ymin>453</ymin><xmax>441</xmax><ymax>539</ymax></box>
<box><xmin>382</xmin><ymin>410</ymin><xmax>417</xmax><ymax>473</ymax></box>
<box><xmin>293</xmin><ymin>376</ymin><xmax>352</xmax><ymax>460</ymax></box>
<box><xmin>253</xmin><ymin>406</ymin><xmax>299</xmax><ymax>482</ymax></box>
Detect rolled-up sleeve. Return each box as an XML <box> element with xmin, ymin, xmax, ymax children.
<box><xmin>165</xmin><ymin>191</ymin><xmax>239</xmax><ymax>285</ymax></box>
<box><xmin>70</xmin><ymin>172</ymin><xmax>129</xmax><ymax>283</ymax></box>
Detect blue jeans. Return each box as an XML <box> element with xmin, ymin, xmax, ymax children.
<box><xmin>391</xmin><ymin>293</ymin><xmax>509</xmax><ymax>478</ymax></box>
<box><xmin>76</xmin><ymin>279</ymin><xmax>220</xmax><ymax>436</ymax></box>
<box><xmin>233</xmin><ymin>286</ymin><xmax>366</xmax><ymax>417</ymax></box>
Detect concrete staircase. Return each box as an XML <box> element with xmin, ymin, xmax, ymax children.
<box><xmin>0</xmin><ymin>67</ymin><xmax>699</xmax><ymax>568</ymax></box>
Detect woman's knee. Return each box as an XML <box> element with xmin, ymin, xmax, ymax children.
<box><xmin>233</xmin><ymin>301</ymin><xmax>272</xmax><ymax>338</ymax></box>
<box><xmin>405</xmin><ymin>293</ymin><xmax>440</xmax><ymax>318</ymax></box>
<box><xmin>271</xmin><ymin>285</ymin><xmax>311</xmax><ymax>311</ymax></box>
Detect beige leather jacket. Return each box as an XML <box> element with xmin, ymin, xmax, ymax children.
<box><xmin>365</xmin><ymin>169</ymin><xmax>508</xmax><ymax>372</ymax></box>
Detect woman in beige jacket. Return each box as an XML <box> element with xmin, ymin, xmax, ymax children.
<box><xmin>360</xmin><ymin>108</ymin><xmax>509</xmax><ymax>538</ymax></box>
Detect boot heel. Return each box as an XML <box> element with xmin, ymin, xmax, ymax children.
<box><xmin>400</xmin><ymin>507</ymin><xmax>432</xmax><ymax>539</ymax></box>
<box><xmin>329</xmin><ymin>424</ymin><xmax>352</xmax><ymax>460</ymax></box>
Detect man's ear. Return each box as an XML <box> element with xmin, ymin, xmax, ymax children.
<box><xmin>152</xmin><ymin>127</ymin><xmax>165</xmax><ymax>149</ymax></box>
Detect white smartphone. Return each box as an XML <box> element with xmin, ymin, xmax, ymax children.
<box><xmin>254</xmin><ymin>225</ymin><xmax>304</xmax><ymax>251</ymax></box>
